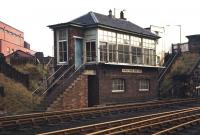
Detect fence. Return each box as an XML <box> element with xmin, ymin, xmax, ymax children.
<box><xmin>9</xmin><ymin>57</ymin><xmax>37</xmax><ymax>65</ymax></box>
<box><xmin>0</xmin><ymin>54</ymin><xmax>29</xmax><ymax>88</ymax></box>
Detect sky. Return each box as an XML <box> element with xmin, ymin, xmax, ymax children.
<box><xmin>0</xmin><ymin>0</ymin><xmax>200</xmax><ymax>56</ymax></box>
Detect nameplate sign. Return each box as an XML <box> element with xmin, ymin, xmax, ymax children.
<box><xmin>122</xmin><ymin>69</ymin><xmax>142</xmax><ymax>73</ymax></box>
<box><xmin>83</xmin><ymin>70</ymin><xmax>96</xmax><ymax>75</ymax></box>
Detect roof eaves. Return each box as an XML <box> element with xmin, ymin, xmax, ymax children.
<box><xmin>48</xmin><ymin>22</ymin><xmax>84</xmax><ymax>29</ymax></box>
<box><xmin>86</xmin><ymin>24</ymin><xmax>159</xmax><ymax>39</ymax></box>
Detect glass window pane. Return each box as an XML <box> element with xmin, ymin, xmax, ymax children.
<box><xmin>139</xmin><ymin>79</ymin><xmax>149</xmax><ymax>91</ymax></box>
<box><xmin>112</xmin><ymin>79</ymin><xmax>125</xmax><ymax>92</ymax></box>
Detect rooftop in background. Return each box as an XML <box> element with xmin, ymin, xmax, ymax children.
<box><xmin>186</xmin><ymin>34</ymin><xmax>200</xmax><ymax>41</ymax></box>
<box><xmin>48</xmin><ymin>11</ymin><xmax>159</xmax><ymax>39</ymax></box>
<box><xmin>0</xmin><ymin>21</ymin><xmax>35</xmax><ymax>56</ymax></box>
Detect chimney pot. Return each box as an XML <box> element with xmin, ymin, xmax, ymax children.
<box><xmin>120</xmin><ymin>11</ymin><xmax>124</xmax><ymax>19</ymax></box>
<box><xmin>108</xmin><ymin>9</ymin><xmax>112</xmax><ymax>17</ymax></box>
<box><xmin>120</xmin><ymin>11</ymin><xmax>126</xmax><ymax>20</ymax></box>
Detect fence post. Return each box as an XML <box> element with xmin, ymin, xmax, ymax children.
<box><xmin>0</xmin><ymin>86</ymin><xmax>5</xmax><ymax>97</ymax></box>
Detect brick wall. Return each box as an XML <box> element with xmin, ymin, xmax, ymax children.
<box><xmin>53</xmin><ymin>26</ymin><xmax>84</xmax><ymax>69</ymax></box>
<box><xmin>47</xmin><ymin>74</ymin><xmax>88</xmax><ymax>111</ymax></box>
<box><xmin>0</xmin><ymin>40</ymin><xmax>35</xmax><ymax>56</ymax></box>
<box><xmin>0</xmin><ymin>22</ymin><xmax>34</xmax><ymax>56</ymax></box>
<box><xmin>97</xmin><ymin>64</ymin><xmax>158</xmax><ymax>104</ymax></box>
<box><xmin>0</xmin><ymin>21</ymin><xmax>24</xmax><ymax>47</ymax></box>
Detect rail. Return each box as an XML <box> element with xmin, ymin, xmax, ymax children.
<box><xmin>87</xmin><ymin>107</ymin><xmax>200</xmax><ymax>135</ymax></box>
<box><xmin>153</xmin><ymin>118</ymin><xmax>200</xmax><ymax>135</ymax></box>
<box><xmin>37</xmin><ymin>107</ymin><xmax>200</xmax><ymax>135</ymax></box>
<box><xmin>107</xmin><ymin>114</ymin><xmax>200</xmax><ymax>135</ymax></box>
<box><xmin>0</xmin><ymin>98</ymin><xmax>199</xmax><ymax>129</ymax></box>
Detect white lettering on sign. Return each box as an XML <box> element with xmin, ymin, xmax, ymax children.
<box><xmin>122</xmin><ymin>69</ymin><xmax>142</xmax><ymax>73</ymax></box>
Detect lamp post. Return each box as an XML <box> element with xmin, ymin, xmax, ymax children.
<box><xmin>176</xmin><ymin>25</ymin><xmax>181</xmax><ymax>43</ymax></box>
<box><xmin>166</xmin><ymin>25</ymin><xmax>182</xmax><ymax>43</ymax></box>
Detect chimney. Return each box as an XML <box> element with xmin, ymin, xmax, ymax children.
<box><xmin>120</xmin><ymin>11</ymin><xmax>126</xmax><ymax>20</ymax></box>
<box><xmin>108</xmin><ymin>9</ymin><xmax>113</xmax><ymax>17</ymax></box>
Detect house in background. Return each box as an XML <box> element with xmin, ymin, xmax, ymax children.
<box><xmin>0</xmin><ymin>21</ymin><xmax>35</xmax><ymax>56</ymax></box>
<box><xmin>43</xmin><ymin>10</ymin><xmax>161</xmax><ymax>111</ymax></box>
<box><xmin>5</xmin><ymin>50</ymin><xmax>36</xmax><ymax>65</ymax></box>
<box><xmin>172</xmin><ymin>35</ymin><xmax>200</xmax><ymax>54</ymax></box>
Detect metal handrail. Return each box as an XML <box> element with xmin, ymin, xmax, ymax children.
<box><xmin>32</xmin><ymin>65</ymin><xmax>64</xmax><ymax>95</ymax></box>
<box><xmin>42</xmin><ymin>64</ymin><xmax>75</xmax><ymax>95</ymax></box>
<box><xmin>44</xmin><ymin>62</ymin><xmax>85</xmax><ymax>96</ymax></box>
<box><xmin>46</xmin><ymin>57</ymin><xmax>53</xmax><ymax>68</ymax></box>
<box><xmin>46</xmin><ymin>56</ymin><xmax>73</xmax><ymax>83</ymax></box>
<box><xmin>32</xmin><ymin>58</ymin><xmax>73</xmax><ymax>96</ymax></box>
<box><xmin>158</xmin><ymin>50</ymin><xmax>180</xmax><ymax>82</ymax></box>
<box><xmin>42</xmin><ymin>62</ymin><xmax>85</xmax><ymax>106</ymax></box>
<box><xmin>58</xmin><ymin>62</ymin><xmax>85</xmax><ymax>89</ymax></box>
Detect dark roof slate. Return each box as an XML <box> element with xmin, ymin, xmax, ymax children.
<box><xmin>49</xmin><ymin>12</ymin><xmax>159</xmax><ymax>39</ymax></box>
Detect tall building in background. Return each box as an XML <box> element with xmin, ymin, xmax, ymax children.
<box><xmin>0</xmin><ymin>21</ymin><xmax>35</xmax><ymax>56</ymax></box>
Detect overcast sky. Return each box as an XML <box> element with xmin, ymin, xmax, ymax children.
<box><xmin>0</xmin><ymin>0</ymin><xmax>200</xmax><ymax>56</ymax></box>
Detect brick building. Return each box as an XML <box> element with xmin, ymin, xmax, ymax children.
<box><xmin>0</xmin><ymin>21</ymin><xmax>35</xmax><ymax>56</ymax></box>
<box><xmin>43</xmin><ymin>10</ymin><xmax>161</xmax><ymax>111</ymax></box>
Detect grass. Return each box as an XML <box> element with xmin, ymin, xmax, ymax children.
<box><xmin>170</xmin><ymin>52</ymin><xmax>200</xmax><ymax>75</ymax></box>
<box><xmin>0</xmin><ymin>63</ymin><xmax>52</xmax><ymax>115</ymax></box>
<box><xmin>160</xmin><ymin>52</ymin><xmax>200</xmax><ymax>95</ymax></box>
<box><xmin>0</xmin><ymin>73</ymin><xmax>39</xmax><ymax>115</ymax></box>
<box><xmin>13</xmin><ymin>64</ymin><xmax>51</xmax><ymax>92</ymax></box>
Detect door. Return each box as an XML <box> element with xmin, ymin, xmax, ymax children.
<box><xmin>75</xmin><ymin>38</ymin><xmax>83</xmax><ymax>69</ymax></box>
<box><xmin>88</xmin><ymin>75</ymin><xmax>99</xmax><ymax>107</ymax></box>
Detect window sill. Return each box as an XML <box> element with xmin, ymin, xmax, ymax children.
<box><xmin>139</xmin><ymin>89</ymin><xmax>149</xmax><ymax>92</ymax></box>
<box><xmin>112</xmin><ymin>90</ymin><xmax>125</xmax><ymax>93</ymax></box>
<box><xmin>57</xmin><ymin>62</ymin><xmax>68</xmax><ymax>65</ymax></box>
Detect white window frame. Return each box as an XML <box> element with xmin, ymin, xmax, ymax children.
<box><xmin>112</xmin><ymin>79</ymin><xmax>125</xmax><ymax>93</ymax></box>
<box><xmin>85</xmin><ymin>41</ymin><xmax>96</xmax><ymax>62</ymax></box>
<box><xmin>57</xmin><ymin>29</ymin><xmax>68</xmax><ymax>65</ymax></box>
<box><xmin>139</xmin><ymin>79</ymin><xmax>150</xmax><ymax>92</ymax></box>
<box><xmin>98</xmin><ymin>29</ymin><xmax>157</xmax><ymax>66</ymax></box>
<box><xmin>99</xmin><ymin>42</ymin><xmax>108</xmax><ymax>62</ymax></box>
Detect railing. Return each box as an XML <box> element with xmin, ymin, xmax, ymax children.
<box><xmin>45</xmin><ymin>57</ymin><xmax>53</xmax><ymax>68</ymax></box>
<box><xmin>42</xmin><ymin>63</ymin><xmax>75</xmax><ymax>95</ymax></box>
<box><xmin>32</xmin><ymin>64</ymin><xmax>65</xmax><ymax>96</ymax></box>
<box><xmin>32</xmin><ymin>57</ymin><xmax>74</xmax><ymax>96</ymax></box>
<box><xmin>158</xmin><ymin>49</ymin><xmax>180</xmax><ymax>82</ymax></box>
<box><xmin>32</xmin><ymin>55</ymin><xmax>86</xmax><ymax>110</ymax></box>
<box><xmin>42</xmin><ymin>63</ymin><xmax>86</xmax><ymax>107</ymax></box>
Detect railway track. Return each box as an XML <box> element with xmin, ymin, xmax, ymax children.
<box><xmin>37</xmin><ymin>107</ymin><xmax>200</xmax><ymax>135</ymax></box>
<box><xmin>0</xmin><ymin>98</ymin><xmax>200</xmax><ymax>134</ymax></box>
<box><xmin>152</xmin><ymin>118</ymin><xmax>200</xmax><ymax>135</ymax></box>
